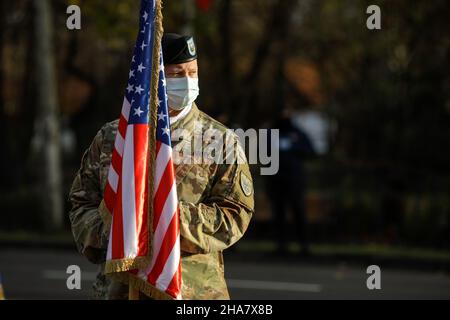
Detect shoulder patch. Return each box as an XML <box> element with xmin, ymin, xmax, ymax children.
<box><xmin>240</xmin><ymin>171</ymin><xmax>253</xmax><ymax>197</ymax></box>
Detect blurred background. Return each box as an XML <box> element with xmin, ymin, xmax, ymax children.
<box><xmin>0</xmin><ymin>0</ymin><xmax>449</xmax><ymax>299</ymax></box>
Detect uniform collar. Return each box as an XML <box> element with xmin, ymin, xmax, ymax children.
<box><xmin>169</xmin><ymin>103</ymin><xmax>193</xmax><ymax>125</ymax></box>
<box><xmin>171</xmin><ymin>103</ymin><xmax>200</xmax><ymax>132</ymax></box>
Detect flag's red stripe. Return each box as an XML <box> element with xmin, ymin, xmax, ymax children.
<box><xmin>165</xmin><ymin>259</ymin><xmax>182</xmax><ymax>298</ymax></box>
<box><xmin>134</xmin><ymin>125</ymin><xmax>149</xmax><ymax>257</ymax></box>
<box><xmin>111</xmin><ymin>174</ymin><xmax>125</xmax><ymax>259</ymax></box>
<box><xmin>155</xmin><ymin>140</ymin><xmax>162</xmax><ymax>157</ymax></box>
<box><xmin>104</xmin><ymin>183</ymin><xmax>116</xmax><ymax>213</ymax></box>
<box><xmin>111</xmin><ymin>149</ymin><xmax>123</xmax><ymax>175</ymax></box>
<box><xmin>118</xmin><ymin>116</ymin><xmax>128</xmax><ymax>138</ymax></box>
<box><xmin>147</xmin><ymin>211</ymin><xmax>179</xmax><ymax>284</ymax></box>
<box><xmin>152</xmin><ymin>158</ymin><xmax>175</xmax><ymax>231</ymax></box>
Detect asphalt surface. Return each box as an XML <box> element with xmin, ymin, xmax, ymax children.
<box><xmin>1</xmin><ymin>248</ymin><xmax>449</xmax><ymax>300</ymax></box>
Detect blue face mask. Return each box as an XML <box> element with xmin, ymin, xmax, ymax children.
<box><xmin>166</xmin><ymin>77</ymin><xmax>200</xmax><ymax>111</ymax></box>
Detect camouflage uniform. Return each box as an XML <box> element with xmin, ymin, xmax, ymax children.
<box><xmin>69</xmin><ymin>104</ymin><xmax>254</xmax><ymax>300</ymax></box>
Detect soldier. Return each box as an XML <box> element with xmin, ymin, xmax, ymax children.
<box><xmin>267</xmin><ymin>109</ymin><xmax>315</xmax><ymax>256</ymax></box>
<box><xmin>68</xmin><ymin>33</ymin><xmax>254</xmax><ymax>300</ymax></box>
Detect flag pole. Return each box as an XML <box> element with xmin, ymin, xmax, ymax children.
<box><xmin>128</xmin><ymin>0</ymin><xmax>165</xmax><ymax>300</ymax></box>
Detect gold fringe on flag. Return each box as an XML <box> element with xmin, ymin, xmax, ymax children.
<box><xmin>114</xmin><ymin>272</ymin><xmax>175</xmax><ymax>301</ymax></box>
<box><xmin>101</xmin><ymin>199</ymin><xmax>152</xmax><ymax>273</ymax></box>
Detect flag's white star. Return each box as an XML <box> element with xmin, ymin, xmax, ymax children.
<box><xmin>141</xmin><ymin>41</ymin><xmax>148</xmax><ymax>51</ymax></box>
<box><xmin>135</xmin><ymin>85</ymin><xmax>144</xmax><ymax>95</ymax></box>
<box><xmin>132</xmin><ymin>55</ymin><xmax>136</xmax><ymax>63</ymax></box>
<box><xmin>162</xmin><ymin>126</ymin><xmax>170</xmax><ymax>136</ymax></box>
<box><xmin>129</xmin><ymin>70</ymin><xmax>135</xmax><ymax>78</ymax></box>
<box><xmin>137</xmin><ymin>63</ymin><xmax>146</xmax><ymax>73</ymax></box>
<box><xmin>143</xmin><ymin>11</ymin><xmax>148</xmax><ymax>21</ymax></box>
<box><xmin>158</xmin><ymin>112</ymin><xmax>166</xmax><ymax>121</ymax></box>
<box><xmin>131</xmin><ymin>98</ymin><xmax>135</xmax><ymax>105</ymax></box>
<box><xmin>157</xmin><ymin>99</ymin><xmax>163</xmax><ymax>107</ymax></box>
<box><xmin>126</xmin><ymin>84</ymin><xmax>134</xmax><ymax>93</ymax></box>
<box><xmin>161</xmin><ymin>78</ymin><xmax>166</xmax><ymax>87</ymax></box>
<box><xmin>134</xmin><ymin>107</ymin><xmax>144</xmax><ymax>117</ymax></box>
<box><xmin>141</xmin><ymin>27</ymin><xmax>146</xmax><ymax>34</ymax></box>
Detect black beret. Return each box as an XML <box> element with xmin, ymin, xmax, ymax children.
<box><xmin>162</xmin><ymin>33</ymin><xmax>198</xmax><ymax>65</ymax></box>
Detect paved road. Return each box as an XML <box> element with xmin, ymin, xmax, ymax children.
<box><xmin>1</xmin><ymin>248</ymin><xmax>449</xmax><ymax>300</ymax></box>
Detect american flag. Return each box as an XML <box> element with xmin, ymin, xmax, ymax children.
<box><xmin>103</xmin><ymin>0</ymin><xmax>182</xmax><ymax>300</ymax></box>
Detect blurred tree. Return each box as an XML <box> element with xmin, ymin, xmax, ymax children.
<box><xmin>0</xmin><ymin>1</ymin><xmax>6</xmax><ymax>187</ymax></box>
<box><xmin>0</xmin><ymin>0</ymin><xmax>447</xmax><ymax>243</ymax></box>
<box><xmin>31</xmin><ymin>0</ymin><xmax>63</xmax><ymax>230</ymax></box>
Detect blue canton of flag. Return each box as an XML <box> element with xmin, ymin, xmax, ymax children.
<box><xmin>126</xmin><ymin>0</ymin><xmax>156</xmax><ymax>126</ymax></box>
<box><xmin>156</xmin><ymin>56</ymin><xmax>171</xmax><ymax>147</ymax></box>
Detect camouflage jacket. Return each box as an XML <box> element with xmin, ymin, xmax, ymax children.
<box><xmin>68</xmin><ymin>104</ymin><xmax>254</xmax><ymax>300</ymax></box>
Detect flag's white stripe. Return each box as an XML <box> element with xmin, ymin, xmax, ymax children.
<box><xmin>153</xmin><ymin>143</ymin><xmax>171</xmax><ymax>196</ymax></box>
<box><xmin>114</xmin><ymin>132</ymin><xmax>125</xmax><ymax>157</ymax></box>
<box><xmin>153</xmin><ymin>183</ymin><xmax>178</xmax><ymax>252</ymax></box>
<box><xmin>122</xmin><ymin>126</ymin><xmax>138</xmax><ymax>258</ymax></box>
<box><xmin>144</xmin><ymin>183</ymin><xmax>178</xmax><ymax>274</ymax></box>
<box><xmin>156</xmin><ymin>236</ymin><xmax>180</xmax><ymax>292</ymax></box>
<box><xmin>107</xmin><ymin>167</ymin><xmax>119</xmax><ymax>193</ymax></box>
<box><xmin>122</xmin><ymin>98</ymin><xmax>131</xmax><ymax>121</ymax></box>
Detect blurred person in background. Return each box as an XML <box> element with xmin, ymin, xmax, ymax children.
<box><xmin>267</xmin><ymin>109</ymin><xmax>316</xmax><ymax>256</ymax></box>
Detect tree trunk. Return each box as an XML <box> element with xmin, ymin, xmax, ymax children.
<box><xmin>0</xmin><ymin>1</ymin><xmax>6</xmax><ymax>188</ymax></box>
<box><xmin>219</xmin><ymin>0</ymin><xmax>233</xmax><ymax>115</ymax></box>
<box><xmin>31</xmin><ymin>0</ymin><xmax>63</xmax><ymax>230</ymax></box>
